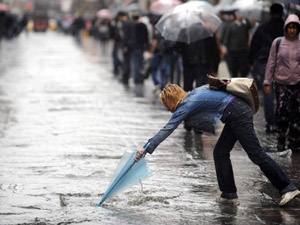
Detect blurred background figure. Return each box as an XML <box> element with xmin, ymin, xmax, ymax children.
<box><xmin>248</xmin><ymin>3</ymin><xmax>284</xmax><ymax>134</ymax></box>
<box><xmin>119</xmin><ymin>11</ymin><xmax>135</xmax><ymax>87</ymax></box>
<box><xmin>222</xmin><ymin>10</ymin><xmax>252</xmax><ymax>78</ymax></box>
<box><xmin>71</xmin><ymin>12</ymin><xmax>85</xmax><ymax>44</ymax></box>
<box><xmin>95</xmin><ymin>17</ymin><xmax>111</xmax><ymax>56</ymax></box>
<box><xmin>110</xmin><ymin>12</ymin><xmax>124</xmax><ymax>77</ymax></box>
<box><xmin>132</xmin><ymin>13</ymin><xmax>149</xmax><ymax>85</ymax></box>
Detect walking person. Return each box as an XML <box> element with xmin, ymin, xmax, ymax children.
<box><xmin>95</xmin><ymin>17</ymin><xmax>111</xmax><ymax>56</ymax></box>
<box><xmin>176</xmin><ymin>34</ymin><xmax>221</xmax><ymax>92</ymax></box>
<box><xmin>222</xmin><ymin>11</ymin><xmax>252</xmax><ymax>78</ymax></box>
<box><xmin>119</xmin><ymin>11</ymin><xmax>135</xmax><ymax>86</ymax></box>
<box><xmin>110</xmin><ymin>14</ymin><xmax>123</xmax><ymax>77</ymax></box>
<box><xmin>132</xmin><ymin>13</ymin><xmax>149</xmax><ymax>85</ymax></box>
<box><xmin>135</xmin><ymin>84</ymin><xmax>300</xmax><ymax>206</ymax></box>
<box><xmin>148</xmin><ymin>28</ymin><xmax>174</xmax><ymax>92</ymax></box>
<box><xmin>248</xmin><ymin>3</ymin><xmax>284</xmax><ymax>133</ymax></box>
<box><xmin>175</xmin><ymin>34</ymin><xmax>221</xmax><ymax>132</ymax></box>
<box><xmin>264</xmin><ymin>14</ymin><xmax>300</xmax><ymax>153</ymax></box>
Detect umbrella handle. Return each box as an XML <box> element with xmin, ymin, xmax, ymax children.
<box><xmin>142</xmin><ymin>142</ymin><xmax>150</xmax><ymax>154</ymax></box>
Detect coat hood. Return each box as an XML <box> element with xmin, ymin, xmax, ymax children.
<box><xmin>284</xmin><ymin>14</ymin><xmax>300</xmax><ymax>36</ymax></box>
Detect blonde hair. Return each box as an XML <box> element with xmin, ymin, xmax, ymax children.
<box><xmin>159</xmin><ymin>84</ymin><xmax>187</xmax><ymax>112</ymax></box>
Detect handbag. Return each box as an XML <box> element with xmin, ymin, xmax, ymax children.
<box><xmin>208</xmin><ymin>75</ymin><xmax>259</xmax><ymax>113</ymax></box>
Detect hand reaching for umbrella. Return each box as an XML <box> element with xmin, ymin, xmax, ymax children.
<box><xmin>135</xmin><ymin>148</ymin><xmax>147</xmax><ymax>162</ymax></box>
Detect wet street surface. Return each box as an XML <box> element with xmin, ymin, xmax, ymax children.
<box><xmin>0</xmin><ymin>32</ymin><xmax>299</xmax><ymax>225</ymax></box>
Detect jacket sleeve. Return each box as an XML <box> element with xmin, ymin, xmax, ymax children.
<box><xmin>264</xmin><ymin>38</ymin><xmax>277</xmax><ymax>85</ymax></box>
<box><xmin>145</xmin><ymin>106</ymin><xmax>188</xmax><ymax>154</ymax></box>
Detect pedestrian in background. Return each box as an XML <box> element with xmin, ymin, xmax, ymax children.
<box><xmin>119</xmin><ymin>11</ymin><xmax>135</xmax><ymax>87</ymax></box>
<box><xmin>175</xmin><ymin>34</ymin><xmax>221</xmax><ymax>132</ymax></box>
<box><xmin>110</xmin><ymin>13</ymin><xmax>123</xmax><ymax>77</ymax></box>
<box><xmin>148</xmin><ymin>27</ymin><xmax>174</xmax><ymax>92</ymax></box>
<box><xmin>135</xmin><ymin>84</ymin><xmax>300</xmax><ymax>207</ymax></box>
<box><xmin>176</xmin><ymin>34</ymin><xmax>221</xmax><ymax>92</ymax></box>
<box><xmin>248</xmin><ymin>3</ymin><xmax>284</xmax><ymax>133</ymax></box>
<box><xmin>264</xmin><ymin>14</ymin><xmax>300</xmax><ymax>153</ymax></box>
<box><xmin>222</xmin><ymin>11</ymin><xmax>252</xmax><ymax>78</ymax></box>
<box><xmin>71</xmin><ymin>12</ymin><xmax>85</xmax><ymax>44</ymax></box>
<box><xmin>132</xmin><ymin>13</ymin><xmax>149</xmax><ymax>85</ymax></box>
<box><xmin>95</xmin><ymin>17</ymin><xmax>111</xmax><ymax>56</ymax></box>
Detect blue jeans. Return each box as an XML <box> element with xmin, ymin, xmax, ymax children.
<box><xmin>112</xmin><ymin>42</ymin><xmax>122</xmax><ymax>75</ymax></box>
<box><xmin>151</xmin><ymin>53</ymin><xmax>171</xmax><ymax>90</ymax></box>
<box><xmin>213</xmin><ymin>98</ymin><xmax>297</xmax><ymax>197</ymax></box>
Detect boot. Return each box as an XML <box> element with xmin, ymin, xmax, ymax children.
<box><xmin>277</xmin><ymin>137</ymin><xmax>286</xmax><ymax>152</ymax></box>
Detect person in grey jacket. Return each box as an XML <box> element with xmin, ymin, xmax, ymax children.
<box><xmin>264</xmin><ymin>14</ymin><xmax>300</xmax><ymax>153</ymax></box>
<box><xmin>136</xmin><ymin>84</ymin><xmax>300</xmax><ymax>207</ymax></box>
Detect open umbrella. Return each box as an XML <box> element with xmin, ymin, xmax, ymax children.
<box><xmin>97</xmin><ymin>143</ymin><xmax>152</xmax><ymax>206</ymax></box>
<box><xmin>150</xmin><ymin>0</ymin><xmax>182</xmax><ymax>15</ymax></box>
<box><xmin>275</xmin><ymin>0</ymin><xmax>300</xmax><ymax>3</ymax></box>
<box><xmin>229</xmin><ymin>0</ymin><xmax>271</xmax><ymax>21</ymax></box>
<box><xmin>0</xmin><ymin>3</ymin><xmax>9</xmax><ymax>12</ymax></box>
<box><xmin>96</xmin><ymin>9</ymin><xmax>112</xmax><ymax>19</ymax></box>
<box><xmin>155</xmin><ymin>2</ymin><xmax>221</xmax><ymax>44</ymax></box>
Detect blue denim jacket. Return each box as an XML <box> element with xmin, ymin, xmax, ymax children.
<box><xmin>146</xmin><ymin>85</ymin><xmax>235</xmax><ymax>154</ymax></box>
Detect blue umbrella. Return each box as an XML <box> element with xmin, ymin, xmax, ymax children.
<box><xmin>97</xmin><ymin>143</ymin><xmax>152</xmax><ymax>206</ymax></box>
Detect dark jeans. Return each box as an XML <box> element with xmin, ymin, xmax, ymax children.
<box><xmin>132</xmin><ymin>49</ymin><xmax>144</xmax><ymax>84</ymax></box>
<box><xmin>183</xmin><ymin>64</ymin><xmax>209</xmax><ymax>92</ymax></box>
<box><xmin>122</xmin><ymin>47</ymin><xmax>132</xmax><ymax>85</ymax></box>
<box><xmin>226</xmin><ymin>50</ymin><xmax>249</xmax><ymax>78</ymax></box>
<box><xmin>213</xmin><ymin>98</ymin><xmax>297</xmax><ymax>197</ymax></box>
<box><xmin>112</xmin><ymin>42</ymin><xmax>122</xmax><ymax>75</ymax></box>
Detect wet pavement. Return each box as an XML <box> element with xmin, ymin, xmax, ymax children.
<box><xmin>0</xmin><ymin>31</ymin><xmax>299</xmax><ymax>225</ymax></box>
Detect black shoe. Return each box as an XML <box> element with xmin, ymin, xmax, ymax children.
<box><xmin>277</xmin><ymin>138</ymin><xmax>286</xmax><ymax>152</ymax></box>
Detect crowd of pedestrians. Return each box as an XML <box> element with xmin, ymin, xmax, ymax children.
<box><xmin>89</xmin><ymin>3</ymin><xmax>299</xmax><ymax>143</ymax></box>
<box><xmin>0</xmin><ymin>10</ymin><xmax>28</xmax><ymax>42</ymax></box>
<box><xmin>2</xmin><ymin>2</ymin><xmax>299</xmax><ymax>155</ymax></box>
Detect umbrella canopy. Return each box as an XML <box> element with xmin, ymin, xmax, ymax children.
<box><xmin>275</xmin><ymin>0</ymin><xmax>300</xmax><ymax>4</ymax></box>
<box><xmin>150</xmin><ymin>0</ymin><xmax>182</xmax><ymax>15</ymax></box>
<box><xmin>0</xmin><ymin>3</ymin><xmax>9</xmax><ymax>12</ymax></box>
<box><xmin>187</xmin><ymin>0</ymin><xmax>217</xmax><ymax>13</ymax></box>
<box><xmin>97</xmin><ymin>143</ymin><xmax>152</xmax><ymax>206</ymax></box>
<box><xmin>96</xmin><ymin>9</ymin><xmax>112</xmax><ymax>19</ymax></box>
<box><xmin>233</xmin><ymin>0</ymin><xmax>271</xmax><ymax>21</ymax></box>
<box><xmin>155</xmin><ymin>2</ymin><xmax>221</xmax><ymax>44</ymax></box>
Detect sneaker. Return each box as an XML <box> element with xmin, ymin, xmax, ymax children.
<box><xmin>278</xmin><ymin>149</ymin><xmax>292</xmax><ymax>158</ymax></box>
<box><xmin>279</xmin><ymin>190</ymin><xmax>300</xmax><ymax>207</ymax></box>
<box><xmin>216</xmin><ymin>196</ymin><xmax>240</xmax><ymax>206</ymax></box>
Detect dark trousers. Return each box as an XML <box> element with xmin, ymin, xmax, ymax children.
<box><xmin>122</xmin><ymin>48</ymin><xmax>132</xmax><ymax>85</ymax></box>
<box><xmin>213</xmin><ymin>98</ymin><xmax>296</xmax><ymax>197</ymax></box>
<box><xmin>112</xmin><ymin>42</ymin><xmax>122</xmax><ymax>76</ymax></box>
<box><xmin>226</xmin><ymin>50</ymin><xmax>249</xmax><ymax>78</ymax></box>
<box><xmin>183</xmin><ymin>64</ymin><xmax>209</xmax><ymax>92</ymax></box>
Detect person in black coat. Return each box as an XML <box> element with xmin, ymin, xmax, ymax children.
<box><xmin>132</xmin><ymin>14</ymin><xmax>149</xmax><ymax>84</ymax></box>
<box><xmin>248</xmin><ymin>3</ymin><xmax>284</xmax><ymax>133</ymax></box>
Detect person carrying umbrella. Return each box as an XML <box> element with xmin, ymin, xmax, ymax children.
<box><xmin>135</xmin><ymin>84</ymin><xmax>300</xmax><ymax>206</ymax></box>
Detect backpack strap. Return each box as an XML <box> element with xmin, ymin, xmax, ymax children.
<box><xmin>276</xmin><ymin>37</ymin><xmax>282</xmax><ymax>54</ymax></box>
